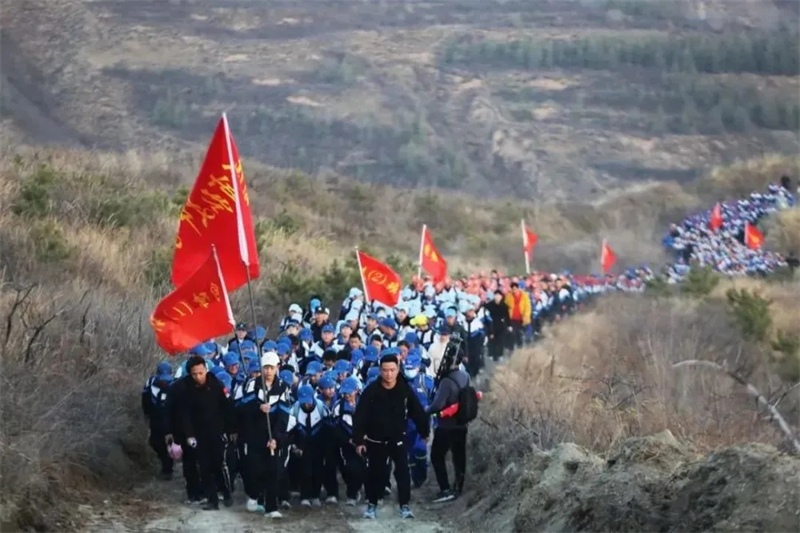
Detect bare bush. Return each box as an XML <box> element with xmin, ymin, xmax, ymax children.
<box><xmin>472</xmin><ymin>286</ymin><xmax>800</xmax><ymax>496</ymax></box>
<box><xmin>0</xmin><ymin>281</ymin><xmax>157</xmax><ymax>530</ymax></box>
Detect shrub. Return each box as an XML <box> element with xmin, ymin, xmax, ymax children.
<box><xmin>726</xmin><ymin>288</ymin><xmax>772</xmax><ymax>343</ymax></box>
<box><xmin>681</xmin><ymin>265</ymin><xmax>720</xmax><ymax>297</ymax></box>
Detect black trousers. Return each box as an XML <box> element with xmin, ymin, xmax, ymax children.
<box><xmin>148</xmin><ymin>431</ymin><xmax>174</xmax><ymax>474</ymax></box>
<box><xmin>297</xmin><ymin>443</ymin><xmax>324</xmax><ymax>500</ymax></box>
<box><xmin>365</xmin><ymin>439</ymin><xmax>411</xmax><ymax>506</ymax></box>
<box><xmin>506</xmin><ymin>320</ymin><xmax>524</xmax><ymax>350</ymax></box>
<box><xmin>487</xmin><ymin>335</ymin><xmax>504</xmax><ymax>361</ymax></box>
<box><xmin>339</xmin><ymin>444</ymin><xmax>366</xmax><ymax>499</ymax></box>
<box><xmin>180</xmin><ymin>442</ymin><xmax>202</xmax><ymax>500</ymax></box>
<box><xmin>242</xmin><ymin>443</ymin><xmax>282</xmax><ymax>512</ymax></box>
<box><xmin>322</xmin><ymin>435</ymin><xmax>340</xmax><ymax>498</ymax></box>
<box><xmin>197</xmin><ymin>435</ymin><xmax>227</xmax><ymax>504</ymax></box>
<box><xmin>431</xmin><ymin>426</ymin><xmax>467</xmax><ymax>493</ymax></box>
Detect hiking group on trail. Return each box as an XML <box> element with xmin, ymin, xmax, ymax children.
<box><xmin>143</xmin><ymin>115</ymin><xmax>798</xmax><ymax>522</ymax></box>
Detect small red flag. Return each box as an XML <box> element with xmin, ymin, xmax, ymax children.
<box><xmin>709</xmin><ymin>203</ymin><xmax>723</xmax><ymax>232</ymax></box>
<box><xmin>419</xmin><ymin>225</ymin><xmax>447</xmax><ymax>283</ymax></box>
<box><xmin>601</xmin><ymin>239</ymin><xmax>617</xmax><ymax>274</ymax></box>
<box><xmin>356</xmin><ymin>250</ymin><xmax>402</xmax><ymax>307</ymax></box>
<box><xmin>171</xmin><ymin>114</ymin><xmax>259</xmax><ymax>292</ymax></box>
<box><xmin>522</xmin><ymin>221</ymin><xmax>538</xmax><ymax>256</ymax></box>
<box><xmin>151</xmin><ymin>248</ymin><xmax>236</xmax><ymax>355</ymax></box>
<box><xmin>744</xmin><ymin>222</ymin><xmax>764</xmax><ymax>250</ymax></box>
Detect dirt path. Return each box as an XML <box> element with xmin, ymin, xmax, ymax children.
<box><xmin>83</xmin><ymin>469</ymin><xmax>456</xmax><ymax>533</ymax></box>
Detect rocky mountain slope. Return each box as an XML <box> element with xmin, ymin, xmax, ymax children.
<box><xmin>2</xmin><ymin>0</ymin><xmax>798</xmax><ymax>200</ymax></box>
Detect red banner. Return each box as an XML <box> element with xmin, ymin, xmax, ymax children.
<box><xmin>420</xmin><ymin>225</ymin><xmax>447</xmax><ymax>283</ymax></box>
<box><xmin>601</xmin><ymin>240</ymin><xmax>617</xmax><ymax>274</ymax></box>
<box><xmin>171</xmin><ymin>114</ymin><xmax>259</xmax><ymax>292</ymax></box>
<box><xmin>152</xmin><ymin>250</ymin><xmax>235</xmax><ymax>355</ymax></box>
<box><xmin>357</xmin><ymin>250</ymin><xmax>402</xmax><ymax>307</ymax></box>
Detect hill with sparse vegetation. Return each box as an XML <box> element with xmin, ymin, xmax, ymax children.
<box><xmin>1</xmin><ymin>0</ymin><xmax>798</xmax><ymax>200</ymax></box>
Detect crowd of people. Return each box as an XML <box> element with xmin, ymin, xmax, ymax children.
<box><xmin>142</xmin><ymin>177</ymin><xmax>798</xmax><ymax>521</ymax></box>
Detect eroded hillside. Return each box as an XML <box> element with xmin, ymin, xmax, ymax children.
<box><xmin>1</xmin><ymin>0</ymin><xmax>798</xmax><ymax>199</ymax></box>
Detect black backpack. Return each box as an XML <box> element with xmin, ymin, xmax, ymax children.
<box><xmin>448</xmin><ymin>377</ymin><xmax>479</xmax><ymax>424</ymax></box>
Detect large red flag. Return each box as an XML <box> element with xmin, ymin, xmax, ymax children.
<box><xmin>600</xmin><ymin>239</ymin><xmax>617</xmax><ymax>274</ymax></box>
<box><xmin>356</xmin><ymin>250</ymin><xmax>402</xmax><ymax>307</ymax></box>
<box><xmin>419</xmin><ymin>225</ymin><xmax>447</xmax><ymax>283</ymax></box>
<box><xmin>744</xmin><ymin>221</ymin><xmax>764</xmax><ymax>250</ymax></box>
<box><xmin>151</xmin><ymin>248</ymin><xmax>236</xmax><ymax>355</ymax></box>
<box><xmin>171</xmin><ymin>114</ymin><xmax>259</xmax><ymax>292</ymax></box>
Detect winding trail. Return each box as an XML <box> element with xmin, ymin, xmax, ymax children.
<box><xmin>84</xmin><ymin>465</ymin><xmax>456</xmax><ymax>533</ymax></box>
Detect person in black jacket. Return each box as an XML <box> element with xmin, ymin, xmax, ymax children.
<box><xmin>484</xmin><ymin>291</ymin><xmax>509</xmax><ymax>362</ymax></box>
<box><xmin>427</xmin><ymin>355</ymin><xmax>471</xmax><ymax>503</ymax></box>
<box><xmin>353</xmin><ymin>351</ymin><xmax>430</xmax><ymax>520</ymax></box>
<box><xmin>170</xmin><ymin>355</ymin><xmax>237</xmax><ymax>510</ymax></box>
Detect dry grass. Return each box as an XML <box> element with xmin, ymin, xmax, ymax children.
<box><xmin>0</xmin><ymin>144</ymin><xmax>797</xmax><ymax>529</ymax></box>
<box><xmin>472</xmin><ymin>284</ymin><xmax>800</xmax><ymax>497</ymax></box>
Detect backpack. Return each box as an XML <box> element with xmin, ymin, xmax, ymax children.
<box><xmin>448</xmin><ymin>377</ymin><xmax>479</xmax><ymax>425</ymax></box>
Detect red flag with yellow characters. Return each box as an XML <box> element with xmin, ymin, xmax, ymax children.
<box><xmin>419</xmin><ymin>225</ymin><xmax>447</xmax><ymax>283</ymax></box>
<box><xmin>356</xmin><ymin>250</ymin><xmax>402</xmax><ymax>307</ymax></box>
<box><xmin>171</xmin><ymin>113</ymin><xmax>259</xmax><ymax>292</ymax></box>
<box><xmin>151</xmin><ymin>248</ymin><xmax>236</xmax><ymax>355</ymax></box>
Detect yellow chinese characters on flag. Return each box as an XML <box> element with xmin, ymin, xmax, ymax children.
<box><xmin>152</xmin><ymin>250</ymin><xmax>236</xmax><ymax>355</ymax></box>
<box><xmin>356</xmin><ymin>250</ymin><xmax>402</xmax><ymax>307</ymax></box>
<box><xmin>171</xmin><ymin>114</ymin><xmax>259</xmax><ymax>293</ymax></box>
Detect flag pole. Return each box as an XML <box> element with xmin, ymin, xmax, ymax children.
<box><xmin>417</xmin><ymin>224</ymin><xmax>426</xmax><ymax>278</ymax></box>
<box><xmin>521</xmin><ymin>219</ymin><xmax>530</xmax><ymax>275</ymax></box>
<box><xmin>600</xmin><ymin>238</ymin><xmax>606</xmax><ymax>275</ymax></box>
<box><xmin>220</xmin><ymin>112</ymin><xmax>261</xmax><ymax>345</ymax></box>
<box><xmin>355</xmin><ymin>247</ymin><xmax>373</xmax><ymax>316</ymax></box>
<box><xmin>221</xmin><ymin>112</ymin><xmax>273</xmax><ymax>455</ymax></box>
<box><xmin>211</xmin><ymin>244</ymin><xmax>248</xmax><ymax>371</ymax></box>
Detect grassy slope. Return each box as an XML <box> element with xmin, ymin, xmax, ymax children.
<box><xmin>0</xmin><ymin>143</ymin><xmax>797</xmax><ymax>529</ymax></box>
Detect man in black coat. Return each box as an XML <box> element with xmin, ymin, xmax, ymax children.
<box><xmin>484</xmin><ymin>291</ymin><xmax>509</xmax><ymax>362</ymax></box>
<box><xmin>353</xmin><ymin>351</ymin><xmax>429</xmax><ymax>521</ymax></box>
<box><xmin>169</xmin><ymin>355</ymin><xmax>237</xmax><ymax>510</ymax></box>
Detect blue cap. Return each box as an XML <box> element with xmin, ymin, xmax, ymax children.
<box><xmin>340</xmin><ymin>376</ymin><xmax>360</xmax><ymax>395</ymax></box>
<box><xmin>350</xmin><ymin>348</ymin><xmax>364</xmax><ymax>364</ymax></box>
<box><xmin>300</xmin><ymin>328</ymin><xmax>313</xmax><ymax>340</ymax></box>
<box><xmin>262</xmin><ymin>340</ymin><xmax>278</xmax><ymax>352</ymax></box>
<box><xmin>367</xmin><ymin>366</ymin><xmax>380</xmax><ymax>380</ymax></box>
<box><xmin>247</xmin><ymin>359</ymin><xmax>261</xmax><ymax>374</ymax></box>
<box><xmin>223</xmin><ymin>353</ymin><xmax>239</xmax><ymax>367</ymax></box>
<box><xmin>217</xmin><ymin>372</ymin><xmax>232</xmax><ymax>389</ymax></box>
<box><xmin>211</xmin><ymin>366</ymin><xmax>226</xmax><ymax>376</ymax></box>
<box><xmin>297</xmin><ymin>384</ymin><xmax>315</xmax><ymax>404</ymax></box>
<box><xmin>156</xmin><ymin>361</ymin><xmax>172</xmax><ymax>376</ymax></box>
<box><xmin>334</xmin><ymin>359</ymin><xmax>351</xmax><ymax>374</ymax></box>
<box><xmin>404</xmin><ymin>352</ymin><xmax>421</xmax><ymax>369</ymax></box>
<box><xmin>380</xmin><ymin>318</ymin><xmax>397</xmax><ymax>330</ymax></box>
<box><xmin>305</xmin><ymin>361</ymin><xmax>322</xmax><ymax>376</ymax></box>
<box><xmin>437</xmin><ymin>324</ymin><xmax>452</xmax><ymax>335</ymax></box>
<box><xmin>276</xmin><ymin>343</ymin><xmax>290</xmax><ymax>356</ymax></box>
<box><xmin>364</xmin><ymin>345</ymin><xmax>379</xmax><ymax>362</ymax></box>
<box><xmin>322</xmin><ymin>324</ymin><xmax>335</xmax><ymax>334</ymax></box>
<box><xmin>404</xmin><ymin>332</ymin><xmax>418</xmax><ymax>345</ymax></box>
<box><xmin>319</xmin><ymin>376</ymin><xmax>336</xmax><ymax>390</ymax></box>
<box><xmin>309</xmin><ymin>298</ymin><xmax>321</xmax><ymax>310</ymax></box>
<box><xmin>190</xmin><ymin>343</ymin><xmax>214</xmax><ymax>356</ymax></box>
<box><xmin>279</xmin><ymin>369</ymin><xmax>295</xmax><ymax>386</ymax></box>
<box><xmin>380</xmin><ymin>347</ymin><xmax>400</xmax><ymax>358</ymax></box>
<box><xmin>249</xmin><ymin>325</ymin><xmax>267</xmax><ymax>341</ymax></box>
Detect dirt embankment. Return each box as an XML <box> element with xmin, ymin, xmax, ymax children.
<box><xmin>458</xmin><ymin>429</ymin><xmax>800</xmax><ymax>532</ymax></box>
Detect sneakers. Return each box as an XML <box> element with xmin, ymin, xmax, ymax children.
<box><xmin>265</xmin><ymin>511</ymin><xmax>283</xmax><ymax>519</ymax></box>
<box><xmin>311</xmin><ymin>498</ymin><xmax>322</xmax><ymax>507</ymax></box>
<box><xmin>433</xmin><ymin>489</ymin><xmax>456</xmax><ymax>503</ymax></box>
<box><xmin>185</xmin><ymin>496</ymin><xmax>204</xmax><ymax>505</ymax></box>
<box><xmin>346</xmin><ymin>498</ymin><xmax>357</xmax><ymax>507</ymax></box>
<box><xmin>383</xmin><ymin>486</ymin><xmax>392</xmax><ymax>496</ymax></box>
<box><xmin>300</xmin><ymin>499</ymin><xmax>312</xmax><ymax>507</ymax></box>
<box><xmin>246</xmin><ymin>499</ymin><xmax>265</xmax><ymax>513</ymax></box>
<box><xmin>400</xmin><ymin>505</ymin><xmax>414</xmax><ymax>519</ymax></box>
<box><xmin>201</xmin><ymin>501</ymin><xmax>219</xmax><ymax>511</ymax></box>
<box><xmin>363</xmin><ymin>504</ymin><xmax>377</xmax><ymax>519</ymax></box>
<box><xmin>325</xmin><ymin>496</ymin><xmax>338</xmax><ymax>504</ymax></box>
<box><xmin>280</xmin><ymin>500</ymin><xmax>292</xmax><ymax>509</ymax></box>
